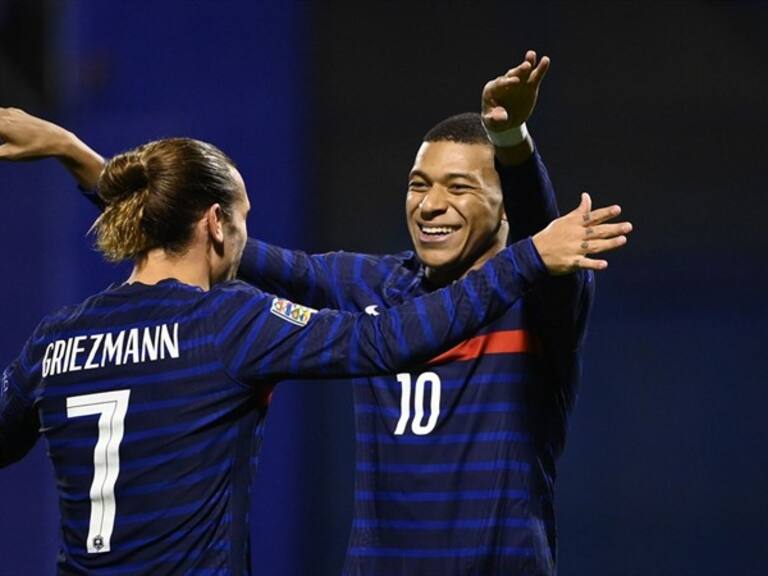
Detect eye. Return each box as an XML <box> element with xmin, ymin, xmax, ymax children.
<box><xmin>449</xmin><ymin>183</ymin><xmax>473</xmax><ymax>193</ymax></box>
<box><xmin>408</xmin><ymin>180</ymin><xmax>429</xmax><ymax>191</ymax></box>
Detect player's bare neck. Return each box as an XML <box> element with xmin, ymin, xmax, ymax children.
<box><xmin>127</xmin><ymin>247</ymin><xmax>211</xmax><ymax>291</ymax></box>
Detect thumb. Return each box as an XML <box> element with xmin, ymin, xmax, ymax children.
<box><xmin>483</xmin><ymin>106</ymin><xmax>509</xmax><ymax>125</ymax></box>
<box><xmin>0</xmin><ymin>143</ymin><xmax>14</xmax><ymax>159</ymax></box>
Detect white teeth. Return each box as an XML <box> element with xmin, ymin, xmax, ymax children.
<box><xmin>421</xmin><ymin>226</ymin><xmax>455</xmax><ymax>235</ymax></box>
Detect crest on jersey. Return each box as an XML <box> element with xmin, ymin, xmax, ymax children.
<box><xmin>270</xmin><ymin>297</ymin><xmax>317</xmax><ymax>327</ymax></box>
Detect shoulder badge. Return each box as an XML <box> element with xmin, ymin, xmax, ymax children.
<box><xmin>270</xmin><ymin>298</ymin><xmax>317</xmax><ymax>327</ymax></box>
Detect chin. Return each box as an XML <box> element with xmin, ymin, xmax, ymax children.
<box><xmin>416</xmin><ymin>249</ymin><xmax>464</xmax><ymax>276</ymax></box>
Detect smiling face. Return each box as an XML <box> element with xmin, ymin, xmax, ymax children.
<box><xmin>406</xmin><ymin>140</ymin><xmax>507</xmax><ymax>285</ymax></box>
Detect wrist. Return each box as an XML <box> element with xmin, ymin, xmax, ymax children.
<box><xmin>54</xmin><ymin>130</ymin><xmax>86</xmax><ymax>158</ymax></box>
<box><xmin>56</xmin><ymin>132</ymin><xmax>105</xmax><ymax>190</ymax></box>
<box><xmin>483</xmin><ymin>122</ymin><xmax>529</xmax><ymax>148</ymax></box>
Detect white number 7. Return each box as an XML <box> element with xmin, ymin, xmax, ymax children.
<box><xmin>66</xmin><ymin>389</ymin><xmax>131</xmax><ymax>554</ymax></box>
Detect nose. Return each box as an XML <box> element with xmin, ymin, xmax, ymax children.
<box><xmin>419</xmin><ymin>185</ymin><xmax>449</xmax><ymax>218</ymax></box>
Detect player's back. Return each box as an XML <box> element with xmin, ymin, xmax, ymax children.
<box><xmin>29</xmin><ymin>279</ymin><xmax>261</xmax><ymax>575</ymax></box>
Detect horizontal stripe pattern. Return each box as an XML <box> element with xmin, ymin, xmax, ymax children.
<box><xmin>347</xmin><ymin>545</ymin><xmax>536</xmax><ymax>558</ymax></box>
<box><xmin>355</xmin><ymin>489</ymin><xmax>529</xmax><ymax>502</ymax></box>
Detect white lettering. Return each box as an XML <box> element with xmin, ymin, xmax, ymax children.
<box><xmin>43</xmin><ymin>323</ymin><xmax>182</xmax><ymax>378</ymax></box>
<box><xmin>42</xmin><ymin>343</ymin><xmax>55</xmax><ymax>378</ymax></box>
<box><xmin>141</xmin><ymin>327</ymin><xmax>159</xmax><ymax>362</ymax></box>
<box><xmin>68</xmin><ymin>336</ymin><xmax>87</xmax><ymax>373</ymax></box>
<box><xmin>84</xmin><ymin>334</ymin><xmax>103</xmax><ymax>370</ymax></box>
<box><xmin>123</xmin><ymin>329</ymin><xmax>139</xmax><ymax>364</ymax></box>
<box><xmin>160</xmin><ymin>323</ymin><xmax>180</xmax><ymax>360</ymax></box>
<box><xmin>102</xmin><ymin>332</ymin><xmax>124</xmax><ymax>367</ymax></box>
<box><xmin>51</xmin><ymin>340</ymin><xmax>66</xmax><ymax>377</ymax></box>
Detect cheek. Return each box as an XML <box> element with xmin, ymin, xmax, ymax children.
<box><xmin>405</xmin><ymin>194</ymin><xmax>421</xmax><ymax>216</ymax></box>
<box><xmin>462</xmin><ymin>202</ymin><xmax>499</xmax><ymax>234</ymax></box>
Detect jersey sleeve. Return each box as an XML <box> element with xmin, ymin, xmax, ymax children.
<box><xmin>500</xmin><ymin>147</ymin><xmax>594</xmax><ymax>342</ymax></box>
<box><xmin>0</xmin><ymin>353</ymin><xmax>41</xmax><ymax>468</ymax></box>
<box><xmin>499</xmin><ymin>152</ymin><xmax>596</xmax><ymax>458</ymax></box>
<box><xmin>237</xmin><ymin>239</ymin><xmax>360</xmax><ymax>310</ymax></box>
<box><xmin>216</xmin><ymin>237</ymin><xmax>547</xmax><ymax>383</ymax></box>
<box><xmin>499</xmin><ymin>148</ymin><xmax>560</xmax><ymax>242</ymax></box>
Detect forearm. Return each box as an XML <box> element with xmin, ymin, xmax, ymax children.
<box><xmin>54</xmin><ymin>131</ymin><xmax>105</xmax><ymax>190</ymax></box>
<box><xmin>237</xmin><ymin>239</ymin><xmax>340</xmax><ymax>309</ymax></box>
<box><xmin>0</xmin><ymin>108</ymin><xmax>105</xmax><ymax>189</ymax></box>
<box><xmin>300</xmin><ymin>238</ymin><xmax>546</xmax><ymax>377</ymax></box>
<box><xmin>500</xmin><ymin>148</ymin><xmax>559</xmax><ymax>241</ymax></box>
<box><xmin>494</xmin><ymin>136</ymin><xmax>534</xmax><ymax>167</ymax></box>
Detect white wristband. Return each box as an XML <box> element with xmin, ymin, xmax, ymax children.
<box><xmin>483</xmin><ymin>122</ymin><xmax>529</xmax><ymax>148</ymax></box>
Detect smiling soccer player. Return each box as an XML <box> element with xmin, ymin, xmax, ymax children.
<box><xmin>0</xmin><ymin>51</ymin><xmax>632</xmax><ymax>575</ymax></box>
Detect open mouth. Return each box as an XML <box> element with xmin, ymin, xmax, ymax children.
<box><xmin>418</xmin><ymin>224</ymin><xmax>460</xmax><ymax>243</ymax></box>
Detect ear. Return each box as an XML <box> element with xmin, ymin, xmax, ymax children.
<box><xmin>205</xmin><ymin>203</ymin><xmax>225</xmax><ymax>245</ymax></box>
<box><xmin>500</xmin><ymin>207</ymin><xmax>508</xmax><ymax>222</ymax></box>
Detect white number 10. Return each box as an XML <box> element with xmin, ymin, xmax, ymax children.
<box><xmin>66</xmin><ymin>389</ymin><xmax>131</xmax><ymax>554</ymax></box>
<box><xmin>394</xmin><ymin>372</ymin><xmax>441</xmax><ymax>435</ymax></box>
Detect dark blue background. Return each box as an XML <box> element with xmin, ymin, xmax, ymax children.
<box><xmin>1</xmin><ymin>2</ymin><xmax>765</xmax><ymax>575</ymax></box>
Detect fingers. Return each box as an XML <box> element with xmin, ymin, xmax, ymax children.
<box><xmin>584</xmin><ymin>221</ymin><xmax>633</xmax><ymax>240</ymax></box>
<box><xmin>576</xmin><ymin>257</ymin><xmax>609</xmax><ymax>271</ymax></box>
<box><xmin>528</xmin><ymin>55</ymin><xmax>550</xmax><ymax>87</ymax></box>
<box><xmin>504</xmin><ymin>60</ymin><xmax>533</xmax><ymax>82</ymax></box>
<box><xmin>583</xmin><ymin>204</ymin><xmax>621</xmax><ymax>225</ymax></box>
<box><xmin>580</xmin><ymin>235</ymin><xmax>628</xmax><ymax>255</ymax></box>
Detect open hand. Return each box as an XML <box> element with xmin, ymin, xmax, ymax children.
<box><xmin>482</xmin><ymin>50</ymin><xmax>550</xmax><ymax>131</ymax></box>
<box><xmin>532</xmin><ymin>193</ymin><xmax>632</xmax><ymax>274</ymax></box>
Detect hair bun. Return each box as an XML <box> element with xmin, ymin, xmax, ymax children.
<box><xmin>98</xmin><ymin>152</ymin><xmax>149</xmax><ymax>204</ymax></box>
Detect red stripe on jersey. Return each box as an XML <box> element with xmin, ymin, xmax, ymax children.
<box><xmin>428</xmin><ymin>329</ymin><xmax>533</xmax><ymax>364</ymax></box>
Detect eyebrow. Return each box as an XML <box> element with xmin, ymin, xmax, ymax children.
<box><xmin>408</xmin><ymin>170</ymin><xmax>480</xmax><ymax>183</ymax></box>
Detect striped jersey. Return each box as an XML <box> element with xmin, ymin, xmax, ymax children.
<box><xmin>0</xmin><ymin>238</ymin><xmax>545</xmax><ymax>575</ymax></box>
<box><xmin>238</xmin><ymin>150</ymin><xmax>593</xmax><ymax>575</ymax></box>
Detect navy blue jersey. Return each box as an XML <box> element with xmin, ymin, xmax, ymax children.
<box><xmin>237</xmin><ymin>150</ymin><xmax>593</xmax><ymax>575</ymax></box>
<box><xmin>0</xmin><ymin>238</ymin><xmax>544</xmax><ymax>575</ymax></box>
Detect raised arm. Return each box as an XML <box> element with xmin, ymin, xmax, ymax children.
<box><xmin>480</xmin><ymin>52</ymin><xmax>633</xmax><ymax>339</ymax></box>
<box><xmin>481</xmin><ymin>50</ymin><xmax>549</xmax><ymax>168</ymax></box>
<box><xmin>0</xmin><ymin>108</ymin><xmax>104</xmax><ymax>190</ymax></box>
<box><xmin>0</xmin><ymin>108</ymin><xmax>354</xmax><ymax>307</ymax></box>
<box><xmin>481</xmin><ymin>50</ymin><xmax>557</xmax><ymax>238</ymax></box>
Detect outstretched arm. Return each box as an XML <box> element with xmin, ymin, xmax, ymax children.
<box><xmin>220</xmin><ymin>196</ymin><xmax>630</xmax><ymax>382</ymax></box>
<box><xmin>238</xmin><ymin>240</ymin><xmax>351</xmax><ymax>310</ymax></box>
<box><xmin>0</xmin><ymin>108</ymin><xmax>355</xmax><ymax>307</ymax></box>
<box><xmin>0</xmin><ymin>108</ymin><xmax>104</xmax><ymax>190</ymax></box>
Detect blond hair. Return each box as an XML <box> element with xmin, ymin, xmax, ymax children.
<box><xmin>92</xmin><ymin>138</ymin><xmax>239</xmax><ymax>262</ymax></box>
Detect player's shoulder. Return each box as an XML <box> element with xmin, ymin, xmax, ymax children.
<box><xmin>205</xmin><ymin>280</ymin><xmax>272</xmax><ymax>313</ymax></box>
<box><xmin>209</xmin><ymin>279</ymin><xmax>266</xmax><ymax>298</ymax></box>
<box><xmin>32</xmin><ymin>279</ymin><xmax>210</xmax><ymax>338</ymax></box>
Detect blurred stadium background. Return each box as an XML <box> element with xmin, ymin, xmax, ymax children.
<box><xmin>0</xmin><ymin>1</ymin><xmax>766</xmax><ymax>574</ymax></box>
